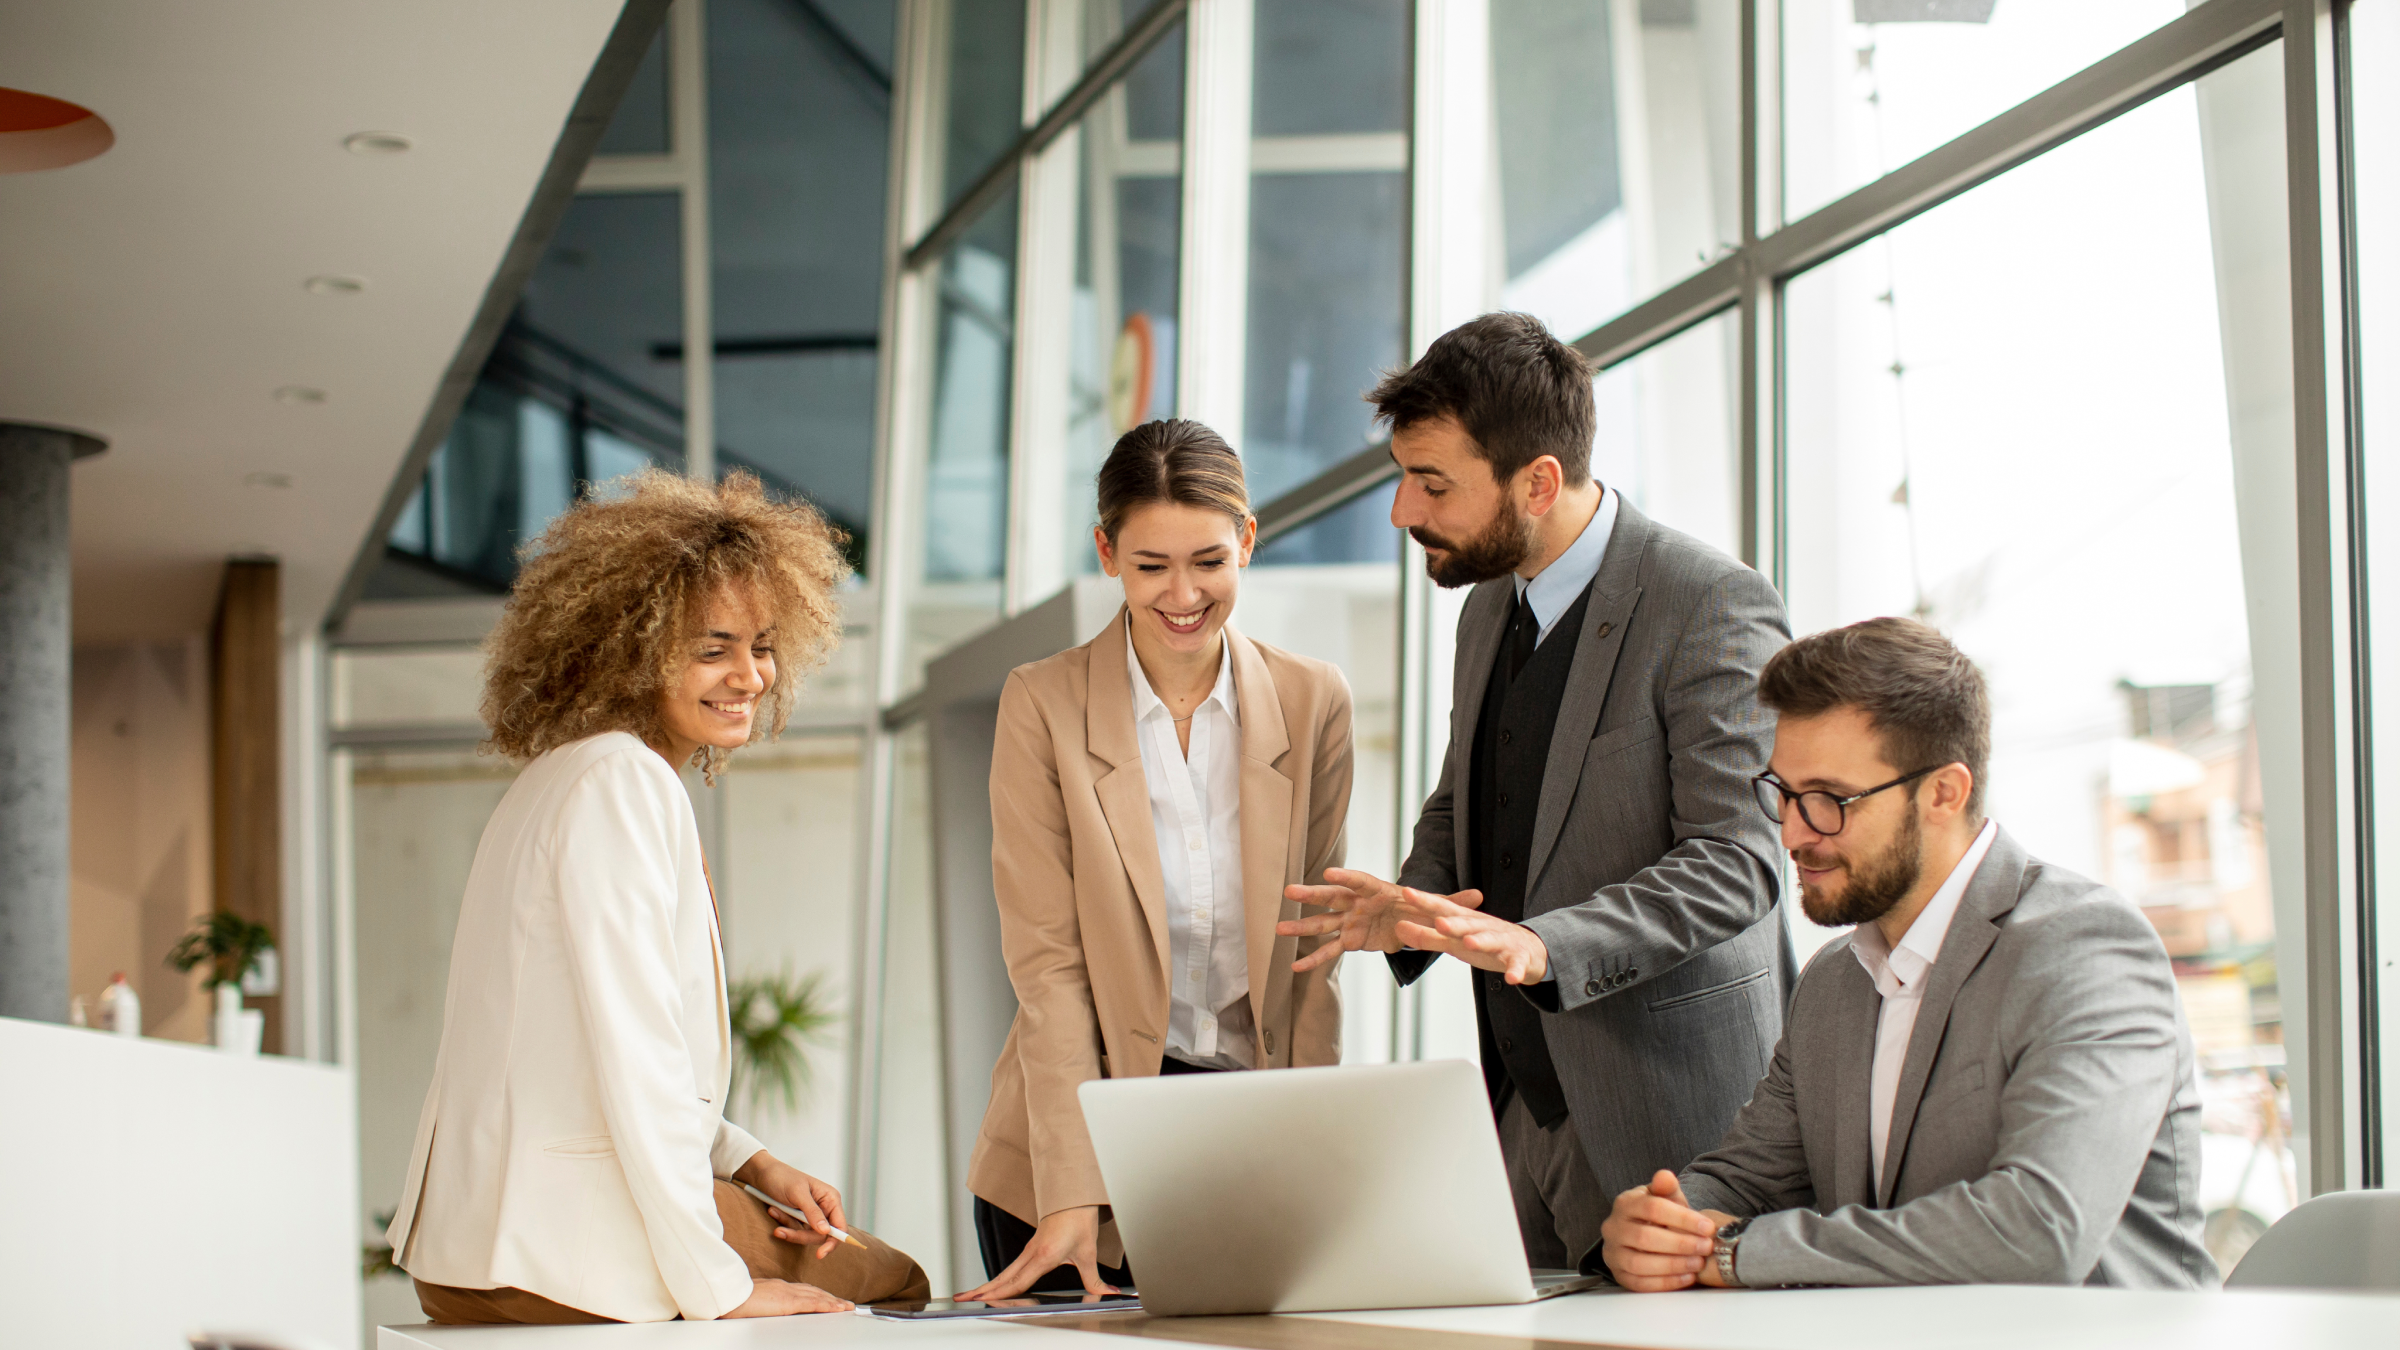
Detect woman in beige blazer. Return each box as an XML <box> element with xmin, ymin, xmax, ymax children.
<box><xmin>961</xmin><ymin>420</ymin><xmax>1354</xmax><ymax>1301</ymax></box>
<box><xmin>387</xmin><ymin>470</ymin><xmax>927</xmax><ymax>1324</ymax></box>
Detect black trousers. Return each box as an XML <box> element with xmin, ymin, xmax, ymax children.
<box><xmin>973</xmin><ymin>1056</ymin><xmax>1223</xmax><ymax>1290</ymax></box>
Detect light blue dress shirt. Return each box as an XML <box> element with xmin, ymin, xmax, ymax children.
<box><xmin>1512</xmin><ymin>486</ymin><xmax>1619</xmax><ymax>646</ymax></box>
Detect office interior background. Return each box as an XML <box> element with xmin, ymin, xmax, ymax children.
<box><xmin>2</xmin><ymin>0</ymin><xmax>2394</xmax><ymax>1344</ymax></box>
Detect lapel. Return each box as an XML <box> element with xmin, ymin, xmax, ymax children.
<box><xmin>1875</xmin><ymin>825</ymin><xmax>2026</xmax><ymax>1204</ymax></box>
<box><xmin>1825</xmin><ymin>949</ymin><xmax>1883</xmax><ymax>1210</ymax></box>
<box><xmin>1226</xmin><ymin>628</ymin><xmax>1297</xmax><ymax>1041</ymax></box>
<box><xmin>1445</xmin><ymin>580</ymin><xmax>1514</xmax><ymax>884</ymax></box>
<box><xmin>1086</xmin><ymin>610</ymin><xmax>1171</xmax><ymax>968</ymax></box>
<box><xmin>1524</xmin><ymin>501</ymin><xmax>1651</xmax><ymax>894</ymax></box>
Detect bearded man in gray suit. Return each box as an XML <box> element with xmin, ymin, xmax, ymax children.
<box><xmin>1279</xmin><ymin>312</ymin><xmax>1794</xmax><ymax>1271</ymax></box>
<box><xmin>1601</xmin><ymin>618</ymin><xmax>2212</xmax><ymax>1291</ymax></box>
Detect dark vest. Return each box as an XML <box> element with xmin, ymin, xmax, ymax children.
<box><xmin>1467</xmin><ymin>581</ymin><xmax>1594</xmax><ymax>1128</ymax></box>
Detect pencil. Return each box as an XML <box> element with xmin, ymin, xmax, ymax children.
<box><xmin>744</xmin><ymin>1182</ymin><xmax>867</xmax><ymax>1248</ymax></box>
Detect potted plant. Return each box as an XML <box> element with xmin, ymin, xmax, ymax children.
<box><xmin>726</xmin><ymin>970</ymin><xmax>839</xmax><ymax>1116</ymax></box>
<box><xmin>167</xmin><ymin>912</ymin><xmax>276</xmax><ymax>1054</ymax></box>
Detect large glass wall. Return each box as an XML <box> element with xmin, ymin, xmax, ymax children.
<box><xmin>1785</xmin><ymin>42</ymin><xmax>2296</xmax><ymax>1265</ymax></box>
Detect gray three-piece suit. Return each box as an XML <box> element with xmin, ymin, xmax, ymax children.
<box><xmin>1681</xmin><ymin>825</ymin><xmax>2215</xmax><ymax>1288</ymax></box>
<box><xmin>1392</xmin><ymin>500</ymin><xmax>1795</xmax><ymax>1256</ymax></box>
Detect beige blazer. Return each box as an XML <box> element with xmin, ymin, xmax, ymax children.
<box><xmin>968</xmin><ymin>615</ymin><xmax>1353</xmax><ymax>1260</ymax></box>
<box><xmin>386</xmin><ymin>732</ymin><xmax>766</xmax><ymax>1322</ymax></box>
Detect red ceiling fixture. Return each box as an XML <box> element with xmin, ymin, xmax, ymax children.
<box><xmin>0</xmin><ymin>88</ymin><xmax>113</xmax><ymax>174</ymax></box>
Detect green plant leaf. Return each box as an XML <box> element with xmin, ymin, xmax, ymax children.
<box><xmin>726</xmin><ymin>969</ymin><xmax>840</xmax><ymax>1117</ymax></box>
<box><xmin>165</xmin><ymin>912</ymin><xmax>276</xmax><ymax>989</ymax></box>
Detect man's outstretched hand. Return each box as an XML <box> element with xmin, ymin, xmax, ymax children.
<box><xmin>1600</xmin><ymin>1171</ymin><xmax>1738</xmax><ymax>1292</ymax></box>
<box><xmin>1279</xmin><ymin>869</ymin><xmax>1476</xmax><ymax>972</ymax></box>
<box><xmin>1279</xmin><ymin>869</ymin><xmax>1550</xmax><ymax>984</ymax></box>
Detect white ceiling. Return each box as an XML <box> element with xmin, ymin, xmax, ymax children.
<box><xmin>0</xmin><ymin>0</ymin><xmax>630</xmax><ymax>643</ymax></box>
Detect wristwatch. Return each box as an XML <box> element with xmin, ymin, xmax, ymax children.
<box><xmin>1712</xmin><ymin>1217</ymin><xmax>1750</xmax><ymax>1288</ymax></box>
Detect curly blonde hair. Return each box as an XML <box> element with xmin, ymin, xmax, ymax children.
<box><xmin>481</xmin><ymin>468</ymin><xmax>849</xmax><ymax>778</ymax></box>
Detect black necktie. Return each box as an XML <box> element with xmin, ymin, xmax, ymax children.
<box><xmin>1508</xmin><ymin>590</ymin><xmax>1539</xmax><ymax>680</ymax></box>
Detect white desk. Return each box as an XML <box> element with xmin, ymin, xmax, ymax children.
<box><xmin>379</xmin><ymin>1284</ymin><xmax>2397</xmax><ymax>1350</ymax></box>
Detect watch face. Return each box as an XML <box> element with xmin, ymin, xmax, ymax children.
<box><xmin>1715</xmin><ymin>1218</ymin><xmax>1749</xmax><ymax>1241</ymax></box>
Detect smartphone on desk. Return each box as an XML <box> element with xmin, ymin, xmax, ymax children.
<box><xmin>862</xmin><ymin>1291</ymin><xmax>1141</xmax><ymax>1319</ymax></box>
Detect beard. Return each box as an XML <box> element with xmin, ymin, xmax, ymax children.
<box><xmin>1796</xmin><ymin>807</ymin><xmax>1925</xmax><ymax>928</ymax></box>
<box><xmin>1410</xmin><ymin>496</ymin><xmax>1541</xmax><ymax>588</ymax></box>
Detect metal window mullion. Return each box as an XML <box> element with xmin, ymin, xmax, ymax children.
<box><xmin>2330</xmin><ymin>0</ymin><xmax>2383</xmax><ymax>1190</ymax></box>
<box><xmin>672</xmin><ymin>0</ymin><xmax>715</xmax><ymax>481</ymax></box>
<box><xmin>853</xmin><ymin>0</ymin><xmax>944</xmax><ymax>1219</ymax></box>
<box><xmin>1178</xmin><ymin>0</ymin><xmax>1254</xmax><ymax>446</ymax></box>
<box><xmin>2284</xmin><ymin>0</ymin><xmax>2366</xmax><ymax>1196</ymax></box>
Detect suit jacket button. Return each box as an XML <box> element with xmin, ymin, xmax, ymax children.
<box><xmin>1585</xmin><ymin>979</ymin><xmax>1601</xmax><ymax>997</ymax></box>
<box><xmin>1500</xmin><ymin>729</ymin><xmax>1513</xmax><ymax>745</ymax></box>
<box><xmin>1264</xmin><ymin>1029</ymin><xmax>1276</xmax><ymax>1055</ymax></box>
<box><xmin>1499</xmin><ymin>1037</ymin><xmax>1514</xmax><ymax>1053</ymax></box>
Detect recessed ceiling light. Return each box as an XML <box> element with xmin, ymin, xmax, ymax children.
<box><xmin>244</xmin><ymin>471</ymin><xmax>295</xmax><ymax>489</ymax></box>
<box><xmin>304</xmin><ymin>275</ymin><xmax>366</xmax><ymax>295</ymax></box>
<box><xmin>273</xmin><ymin>385</ymin><xmax>327</xmax><ymax>405</ymax></box>
<box><xmin>344</xmin><ymin>131</ymin><xmax>413</xmax><ymax>156</ymax></box>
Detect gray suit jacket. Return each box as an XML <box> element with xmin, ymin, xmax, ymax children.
<box><xmin>1395</xmin><ymin>500</ymin><xmax>1793</xmax><ymax>1200</ymax></box>
<box><xmin>1680</xmin><ymin>826</ymin><xmax>2215</xmax><ymax>1289</ymax></box>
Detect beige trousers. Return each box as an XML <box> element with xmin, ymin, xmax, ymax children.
<box><xmin>414</xmin><ymin>1179</ymin><xmax>932</xmax><ymax>1324</ymax></box>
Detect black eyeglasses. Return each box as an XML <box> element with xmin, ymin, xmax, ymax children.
<box><xmin>1751</xmin><ymin>766</ymin><xmax>1939</xmax><ymax>836</ymax></box>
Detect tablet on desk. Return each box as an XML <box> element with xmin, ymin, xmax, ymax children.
<box><xmin>862</xmin><ymin>1291</ymin><xmax>1141</xmax><ymax>1319</ymax></box>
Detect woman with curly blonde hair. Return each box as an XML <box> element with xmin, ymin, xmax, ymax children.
<box><xmin>387</xmin><ymin>469</ymin><xmax>927</xmax><ymax>1325</ymax></box>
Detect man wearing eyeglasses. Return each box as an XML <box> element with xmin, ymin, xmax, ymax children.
<box><xmin>1599</xmin><ymin>616</ymin><xmax>2212</xmax><ymax>1291</ymax></box>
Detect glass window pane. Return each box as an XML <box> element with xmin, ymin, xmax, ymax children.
<box><xmin>715</xmin><ymin>734</ymin><xmax>865</xmax><ymax>1187</ymax></box>
<box><xmin>1254</xmin><ymin>0</ymin><xmax>1408</xmax><ymax>136</ymax></box>
<box><xmin>1238</xmin><ymin>493</ymin><xmax>1401</xmax><ymax>1064</ymax></box>
<box><xmin>2354</xmin><ymin>0</ymin><xmax>2400</xmax><ymax>1166</ymax></box>
<box><xmin>1782</xmin><ymin>0</ymin><xmax>2187</xmax><ymax>224</ymax></box>
<box><xmin>709</xmin><ymin>0</ymin><xmax>892</xmax><ymax>570</ymax></box>
<box><xmin>374</xmin><ymin>194</ymin><xmax>683</xmax><ymax>597</ymax></box>
<box><xmin>1082</xmin><ymin>0</ymin><xmax>1176</xmax><ymax>72</ymax></box>
<box><xmin>1592</xmin><ymin>308</ymin><xmax>1740</xmax><ymax>557</ymax></box>
<box><xmin>1064</xmin><ymin>32</ymin><xmax>1185</xmax><ymax>580</ymax></box>
<box><xmin>596</xmin><ymin>23</ymin><xmax>672</xmax><ymax>156</ymax></box>
<box><xmin>869</xmin><ymin>722</ymin><xmax>952</xmax><ymax>1286</ymax></box>
<box><xmin>930</xmin><ymin>0</ymin><xmax>1028</xmax><ymax>212</ymax></box>
<box><xmin>1784</xmin><ymin>44</ymin><xmax>2294</xmax><ymax>1272</ymax></box>
<box><xmin>909</xmin><ymin>186</ymin><xmax>1019</xmax><ymax>691</ymax></box>
<box><xmin>1491</xmin><ymin>0</ymin><xmax>1740</xmax><ymax>343</ymax></box>
<box><xmin>1244</xmin><ymin>172</ymin><xmax>1406</xmax><ymax>509</ymax></box>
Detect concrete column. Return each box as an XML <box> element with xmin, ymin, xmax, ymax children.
<box><xmin>0</xmin><ymin>423</ymin><xmax>104</xmax><ymax>1023</ymax></box>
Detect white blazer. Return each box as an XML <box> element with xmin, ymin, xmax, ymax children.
<box><xmin>386</xmin><ymin>732</ymin><xmax>764</xmax><ymax>1322</ymax></box>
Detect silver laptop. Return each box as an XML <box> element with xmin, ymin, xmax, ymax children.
<box><xmin>1078</xmin><ymin>1059</ymin><xmax>1606</xmax><ymax>1316</ymax></box>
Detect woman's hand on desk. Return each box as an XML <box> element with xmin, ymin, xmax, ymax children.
<box><xmin>735</xmin><ymin>1153</ymin><xmax>850</xmax><ymax>1259</ymax></box>
<box><xmin>726</xmin><ymin>1278</ymin><xmax>854</xmax><ymax>1317</ymax></box>
<box><xmin>956</xmin><ymin>1204</ymin><xmax>1119</xmax><ymax>1302</ymax></box>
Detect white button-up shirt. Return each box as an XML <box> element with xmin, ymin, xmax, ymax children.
<box><xmin>1512</xmin><ymin>486</ymin><xmax>1619</xmax><ymax>645</ymax></box>
<box><xmin>1127</xmin><ymin>624</ymin><xmax>1253</xmax><ymax>1070</ymax></box>
<box><xmin>1851</xmin><ymin>817</ymin><xmax>1999</xmax><ymax>1195</ymax></box>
